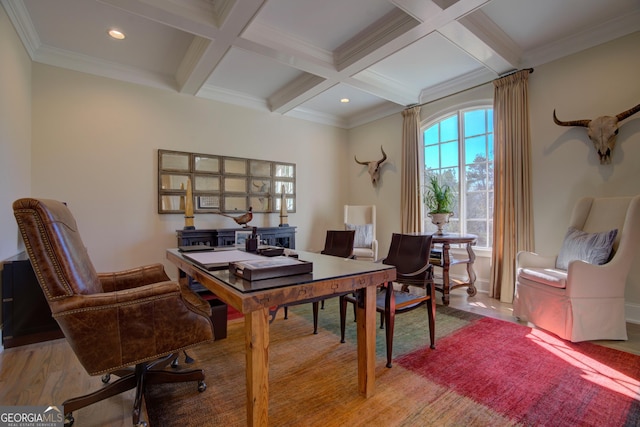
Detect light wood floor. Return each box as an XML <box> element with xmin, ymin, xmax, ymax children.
<box><xmin>1</xmin><ymin>290</ymin><xmax>639</xmax><ymax>426</ymax></box>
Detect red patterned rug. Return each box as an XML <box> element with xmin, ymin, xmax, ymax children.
<box><xmin>396</xmin><ymin>316</ymin><xmax>640</xmax><ymax>426</ymax></box>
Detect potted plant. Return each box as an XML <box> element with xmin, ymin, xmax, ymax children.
<box><xmin>424</xmin><ymin>176</ymin><xmax>454</xmax><ymax>234</ymax></box>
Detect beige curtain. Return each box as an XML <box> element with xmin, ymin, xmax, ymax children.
<box><xmin>490</xmin><ymin>70</ymin><xmax>534</xmax><ymax>303</ymax></box>
<box><xmin>401</xmin><ymin>106</ymin><xmax>423</xmax><ymax>233</ymax></box>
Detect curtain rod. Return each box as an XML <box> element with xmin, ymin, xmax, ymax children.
<box><xmin>405</xmin><ymin>68</ymin><xmax>534</xmax><ymax>110</ymax></box>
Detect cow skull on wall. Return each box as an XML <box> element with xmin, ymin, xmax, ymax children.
<box><xmin>355</xmin><ymin>146</ymin><xmax>387</xmax><ymax>186</ymax></box>
<box><xmin>553</xmin><ymin>103</ymin><xmax>640</xmax><ymax>164</ymax></box>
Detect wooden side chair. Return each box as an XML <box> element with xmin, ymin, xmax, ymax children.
<box><xmin>340</xmin><ymin>233</ymin><xmax>436</xmax><ymax>367</ymax></box>
<box><xmin>283</xmin><ymin>230</ymin><xmax>355</xmax><ymax>333</ymax></box>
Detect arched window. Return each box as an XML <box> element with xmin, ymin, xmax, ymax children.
<box><xmin>422</xmin><ymin>106</ymin><xmax>493</xmax><ymax>248</ymax></box>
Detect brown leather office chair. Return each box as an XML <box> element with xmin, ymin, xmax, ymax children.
<box><xmin>282</xmin><ymin>230</ymin><xmax>355</xmax><ymax>333</ymax></box>
<box><xmin>340</xmin><ymin>233</ymin><xmax>435</xmax><ymax>367</ymax></box>
<box><xmin>13</xmin><ymin>198</ymin><xmax>215</xmax><ymax>427</ymax></box>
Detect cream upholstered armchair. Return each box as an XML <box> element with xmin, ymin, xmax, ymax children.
<box><xmin>344</xmin><ymin>205</ymin><xmax>378</xmax><ymax>261</ymax></box>
<box><xmin>513</xmin><ymin>195</ymin><xmax>640</xmax><ymax>342</ymax></box>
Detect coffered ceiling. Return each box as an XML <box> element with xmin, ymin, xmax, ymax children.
<box><xmin>3</xmin><ymin>0</ymin><xmax>639</xmax><ymax>128</ymax></box>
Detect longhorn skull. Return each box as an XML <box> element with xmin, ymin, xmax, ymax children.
<box><xmin>553</xmin><ymin>103</ymin><xmax>640</xmax><ymax>164</ymax></box>
<box><xmin>355</xmin><ymin>146</ymin><xmax>387</xmax><ymax>186</ymax></box>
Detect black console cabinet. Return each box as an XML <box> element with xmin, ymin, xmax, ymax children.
<box><xmin>176</xmin><ymin>226</ymin><xmax>296</xmax><ymax>249</ymax></box>
<box><xmin>2</xmin><ymin>253</ymin><xmax>63</xmax><ymax>348</ymax></box>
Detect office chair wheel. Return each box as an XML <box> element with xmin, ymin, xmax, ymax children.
<box><xmin>466</xmin><ymin>286</ymin><xmax>477</xmax><ymax>297</ymax></box>
<box><xmin>101</xmin><ymin>374</ymin><xmax>111</xmax><ymax>383</ymax></box>
<box><xmin>64</xmin><ymin>413</ymin><xmax>74</xmax><ymax>427</ymax></box>
<box><xmin>134</xmin><ymin>421</ymin><xmax>147</xmax><ymax>427</ymax></box>
<box><xmin>198</xmin><ymin>380</ymin><xmax>207</xmax><ymax>392</ymax></box>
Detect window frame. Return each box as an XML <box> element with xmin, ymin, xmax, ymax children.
<box><xmin>420</xmin><ymin>102</ymin><xmax>494</xmax><ymax>249</ymax></box>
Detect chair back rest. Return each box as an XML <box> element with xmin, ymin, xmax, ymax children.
<box><xmin>13</xmin><ymin>198</ymin><xmax>102</xmax><ymax>304</ymax></box>
<box><xmin>383</xmin><ymin>233</ymin><xmax>433</xmax><ymax>276</ymax></box>
<box><xmin>344</xmin><ymin>205</ymin><xmax>376</xmax><ymax>248</ymax></box>
<box><xmin>321</xmin><ymin>230</ymin><xmax>355</xmax><ymax>258</ymax></box>
<box><xmin>570</xmin><ymin>196</ymin><xmax>639</xmax><ymax>252</ymax></box>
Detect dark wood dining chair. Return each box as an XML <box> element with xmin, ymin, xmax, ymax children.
<box><xmin>340</xmin><ymin>233</ymin><xmax>436</xmax><ymax>367</ymax></box>
<box><xmin>283</xmin><ymin>230</ymin><xmax>355</xmax><ymax>333</ymax></box>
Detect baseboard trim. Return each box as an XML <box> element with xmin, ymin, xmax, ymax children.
<box><xmin>625</xmin><ymin>302</ymin><xmax>640</xmax><ymax>325</ymax></box>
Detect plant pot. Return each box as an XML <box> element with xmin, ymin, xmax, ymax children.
<box><xmin>428</xmin><ymin>212</ymin><xmax>453</xmax><ymax>235</ymax></box>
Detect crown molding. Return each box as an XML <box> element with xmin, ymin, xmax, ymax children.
<box><xmin>351</xmin><ymin>69</ymin><xmax>418</xmax><ymax>106</ymax></box>
<box><xmin>1</xmin><ymin>0</ymin><xmax>40</xmax><ymax>58</ymax></box>
<box><xmin>419</xmin><ymin>67</ymin><xmax>495</xmax><ymax>105</ymax></box>
<box><xmin>197</xmin><ymin>83</ymin><xmax>270</xmax><ymax>112</ymax></box>
<box><xmin>34</xmin><ymin>44</ymin><xmax>178</xmax><ymax>91</ymax></box>
<box><xmin>345</xmin><ymin>102</ymin><xmax>404</xmax><ymax>129</ymax></box>
<box><xmin>522</xmin><ymin>10</ymin><xmax>640</xmax><ymax>68</ymax></box>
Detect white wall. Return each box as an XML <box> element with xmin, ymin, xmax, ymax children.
<box><xmin>0</xmin><ymin>4</ymin><xmax>31</xmax><ymax>260</ymax></box>
<box><xmin>346</xmin><ymin>113</ymin><xmax>403</xmax><ymax>255</ymax></box>
<box><xmin>348</xmin><ymin>31</ymin><xmax>640</xmax><ymax>311</ymax></box>
<box><xmin>29</xmin><ymin>64</ymin><xmax>349</xmax><ymax>276</ymax></box>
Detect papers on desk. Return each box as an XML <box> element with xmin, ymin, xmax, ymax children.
<box><xmin>183</xmin><ymin>249</ymin><xmax>266</xmax><ymax>270</ymax></box>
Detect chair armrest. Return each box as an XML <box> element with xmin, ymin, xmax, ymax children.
<box><xmin>98</xmin><ymin>263</ymin><xmax>170</xmax><ymax>292</ymax></box>
<box><xmin>516</xmin><ymin>251</ymin><xmax>556</xmax><ymax>270</ymax></box>
<box><xmin>397</xmin><ymin>263</ymin><xmax>433</xmax><ymax>278</ymax></box>
<box><xmin>52</xmin><ymin>281</ymin><xmax>213</xmax><ymax>374</ymax></box>
<box><xmin>566</xmin><ymin>258</ymin><xmax>627</xmax><ymax>298</ymax></box>
<box><xmin>56</xmin><ymin>281</ymin><xmax>181</xmax><ymax>312</ymax></box>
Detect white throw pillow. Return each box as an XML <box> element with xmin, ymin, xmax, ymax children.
<box><xmin>555</xmin><ymin>227</ymin><xmax>617</xmax><ymax>271</ymax></box>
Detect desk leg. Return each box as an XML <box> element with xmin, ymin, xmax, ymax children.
<box><xmin>355</xmin><ymin>286</ymin><xmax>376</xmax><ymax>397</ymax></box>
<box><xmin>245</xmin><ymin>308</ymin><xmax>269</xmax><ymax>427</ymax></box>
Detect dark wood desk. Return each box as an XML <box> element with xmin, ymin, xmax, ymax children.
<box><xmin>166</xmin><ymin>249</ymin><xmax>395</xmax><ymax>427</ymax></box>
<box><xmin>429</xmin><ymin>233</ymin><xmax>478</xmax><ymax>306</ymax></box>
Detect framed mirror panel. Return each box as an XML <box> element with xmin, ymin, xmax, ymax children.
<box><xmin>158</xmin><ymin>149</ymin><xmax>296</xmax><ymax>214</ymax></box>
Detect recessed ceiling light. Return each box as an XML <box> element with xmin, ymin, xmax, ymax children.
<box><xmin>340</xmin><ymin>98</ymin><xmax>350</xmax><ymax>103</ymax></box>
<box><xmin>108</xmin><ymin>29</ymin><xmax>126</xmax><ymax>40</ymax></box>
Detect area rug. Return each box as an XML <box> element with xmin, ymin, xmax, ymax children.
<box><xmin>145</xmin><ymin>299</ymin><xmax>640</xmax><ymax>426</ymax></box>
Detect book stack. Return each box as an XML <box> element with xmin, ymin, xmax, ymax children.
<box><xmin>429</xmin><ymin>248</ymin><xmax>442</xmax><ymax>265</ymax></box>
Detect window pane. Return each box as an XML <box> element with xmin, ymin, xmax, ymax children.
<box><xmin>466</xmin><ymin>192</ymin><xmax>487</xmax><ymax>218</ymax></box>
<box><xmin>424</xmin><ymin>145</ymin><xmax>440</xmax><ymax>169</ymax></box>
<box><xmin>466</xmin><ymin>163</ymin><xmax>488</xmax><ymax>191</ymax></box>
<box><xmin>467</xmin><ymin>220</ymin><xmax>487</xmax><ymax>247</ymax></box>
<box><xmin>488</xmin><ymin>191</ymin><xmax>494</xmax><ymax>219</ymax></box>
<box><xmin>440</xmin><ymin>116</ymin><xmax>458</xmax><ymax>141</ymax></box>
<box><xmin>441</xmin><ymin>142</ymin><xmax>458</xmax><ymax>168</ymax></box>
<box><xmin>487</xmin><ymin>109</ymin><xmax>494</xmax><ymax>133</ymax></box>
<box><xmin>465</xmin><ymin>135</ymin><xmax>487</xmax><ymax>164</ymax></box>
<box><xmin>424</xmin><ymin>125</ymin><xmax>439</xmax><ymax>145</ymax></box>
<box><xmin>464</xmin><ymin>110</ymin><xmax>486</xmax><ymax>136</ymax></box>
<box><xmin>488</xmin><ymin>134</ymin><xmax>494</xmax><ymax>161</ymax></box>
